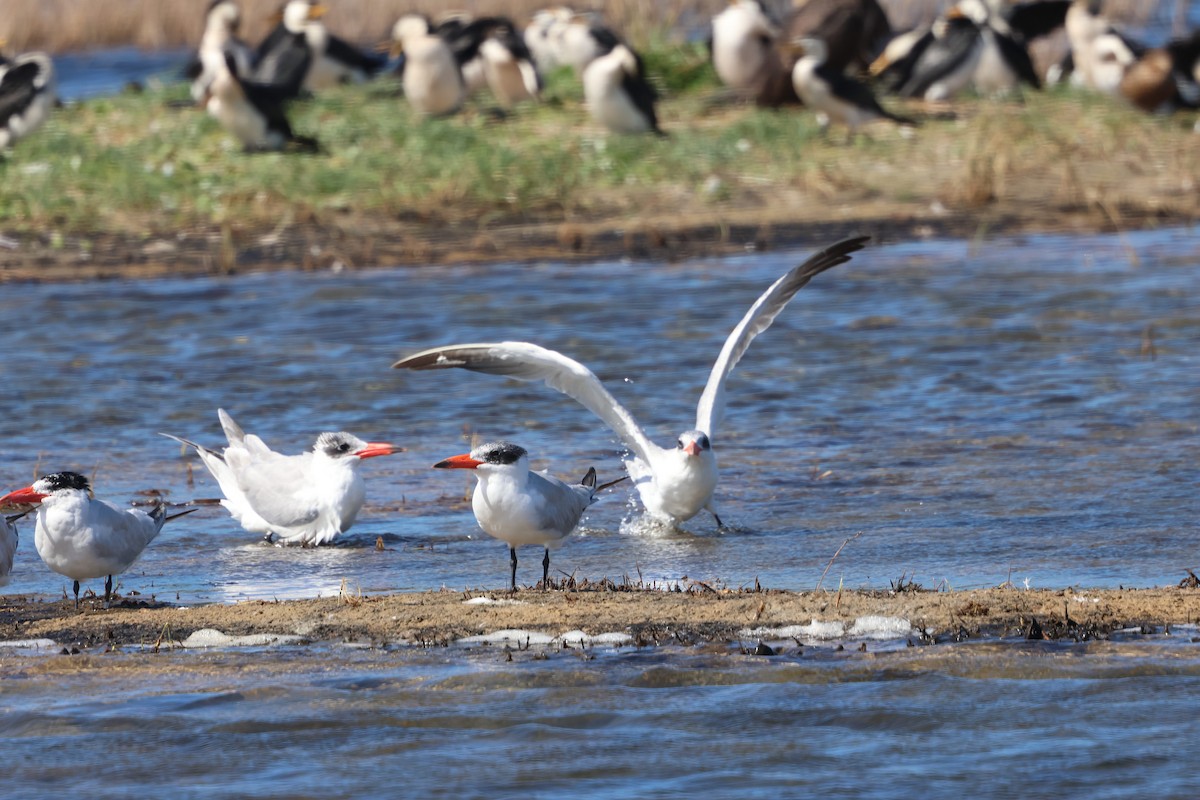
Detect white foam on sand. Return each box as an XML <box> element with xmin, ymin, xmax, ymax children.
<box><xmin>555</xmin><ymin>630</ymin><xmax>633</xmax><ymax>646</ymax></box>
<box><xmin>181</xmin><ymin>628</ymin><xmax>305</xmax><ymax>648</ymax></box>
<box><xmin>458</xmin><ymin>629</ymin><xmax>557</xmax><ymax>646</ymax></box>
<box><xmin>462</xmin><ymin>597</ymin><xmax>526</xmax><ymax>606</ymax></box>
<box><xmin>742</xmin><ymin>615</ymin><xmax>912</xmax><ymax>642</ymax></box>
<box><xmin>848</xmin><ymin>615</ymin><xmax>913</xmax><ymax>639</ymax></box>
<box><xmin>0</xmin><ymin>638</ymin><xmax>59</xmax><ymax>653</ymax></box>
<box><xmin>456</xmin><ymin>629</ymin><xmax>632</xmax><ymax>647</ymax></box>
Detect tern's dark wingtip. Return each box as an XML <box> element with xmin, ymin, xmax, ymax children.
<box><xmin>392</xmin><ymin>353</ymin><xmax>436</xmax><ymax>370</ymax></box>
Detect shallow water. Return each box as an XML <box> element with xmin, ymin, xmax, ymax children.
<box><xmin>3</xmin><ymin>633</ymin><xmax>1200</xmax><ymax>799</ymax></box>
<box><xmin>54</xmin><ymin>47</ymin><xmax>193</xmax><ymax>102</ymax></box>
<box><xmin>2</xmin><ymin>230</ymin><xmax>1199</xmax><ymax>795</ymax></box>
<box><xmin>2</xmin><ymin>229</ymin><xmax>1198</xmax><ymax>603</ymax></box>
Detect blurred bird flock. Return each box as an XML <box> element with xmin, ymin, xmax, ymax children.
<box><xmin>0</xmin><ymin>0</ymin><xmax>1197</xmax><ymax>273</ymax></box>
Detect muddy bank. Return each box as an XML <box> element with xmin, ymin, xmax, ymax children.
<box><xmin>1</xmin><ymin>200</ymin><xmax>1191</xmax><ymax>285</ymax></box>
<box><xmin>3</xmin><ymin>585</ymin><xmax>1199</xmax><ymax>652</ymax></box>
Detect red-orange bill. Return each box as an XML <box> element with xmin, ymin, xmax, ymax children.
<box><xmin>433</xmin><ymin>454</ymin><xmax>483</xmax><ymax>470</ymax></box>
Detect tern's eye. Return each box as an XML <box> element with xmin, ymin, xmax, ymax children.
<box><xmin>675</xmin><ymin>439</ymin><xmax>684</xmax><ymax>449</ymax></box>
<box><xmin>339</xmin><ymin>443</ymin><xmax>351</xmax><ymax>453</ymax></box>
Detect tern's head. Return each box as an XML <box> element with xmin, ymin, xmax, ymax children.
<box><xmin>434</xmin><ymin>441</ymin><xmax>529</xmax><ymax>473</ymax></box>
<box><xmin>675</xmin><ymin>430</ymin><xmax>713</xmax><ymax>459</ymax></box>
<box><xmin>313</xmin><ymin>432</ymin><xmax>402</xmax><ymax>462</ymax></box>
<box><xmin>0</xmin><ymin>471</ymin><xmax>92</xmax><ymax>507</ymax></box>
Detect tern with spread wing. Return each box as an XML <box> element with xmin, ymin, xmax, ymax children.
<box><xmin>0</xmin><ymin>472</ymin><xmax>193</xmax><ymax>607</ymax></box>
<box><xmin>162</xmin><ymin>409</ymin><xmax>402</xmax><ymax>546</ymax></box>
<box><xmin>396</xmin><ymin>235</ymin><xmax>867</xmax><ymax>528</ymax></box>
<box><xmin>434</xmin><ymin>441</ymin><xmax>620</xmax><ymax>590</ymax></box>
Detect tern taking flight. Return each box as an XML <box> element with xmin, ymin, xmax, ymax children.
<box><xmin>0</xmin><ymin>472</ymin><xmax>193</xmax><ymax>607</ymax></box>
<box><xmin>395</xmin><ymin>235</ymin><xmax>868</xmax><ymax>528</ymax></box>
<box><xmin>434</xmin><ymin>441</ymin><xmax>619</xmax><ymax>590</ymax></box>
<box><xmin>162</xmin><ymin>409</ymin><xmax>402</xmax><ymax>546</ymax></box>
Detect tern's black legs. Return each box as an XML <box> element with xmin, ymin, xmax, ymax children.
<box><xmin>73</xmin><ymin>580</ymin><xmax>80</xmax><ymax>609</ymax></box>
<box><xmin>710</xmin><ymin>508</ymin><xmax>725</xmax><ymax>528</ymax></box>
<box><xmin>542</xmin><ymin>548</ymin><xmax>550</xmax><ymax>591</ymax></box>
<box><xmin>104</xmin><ymin>574</ymin><xmax>113</xmax><ymax>608</ymax></box>
<box><xmin>509</xmin><ymin>546</ymin><xmax>518</xmax><ymax>592</ymax></box>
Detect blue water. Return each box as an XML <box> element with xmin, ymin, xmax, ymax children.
<box><xmin>1</xmin><ymin>230</ymin><xmax>1198</xmax><ymax>603</ymax></box>
<box><xmin>53</xmin><ymin>47</ymin><xmax>193</xmax><ymax>102</ymax></box>
<box><xmin>2</xmin><ymin>635</ymin><xmax>1200</xmax><ymax>798</ymax></box>
<box><xmin>1</xmin><ymin>228</ymin><xmax>1198</xmax><ymax>797</ymax></box>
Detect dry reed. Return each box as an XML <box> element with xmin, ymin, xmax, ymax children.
<box><xmin>3</xmin><ymin>1</ymin><xmax>1182</xmax><ymax>55</ymax></box>
<box><xmin>0</xmin><ymin>0</ymin><xmax>727</xmax><ymax>53</ymax></box>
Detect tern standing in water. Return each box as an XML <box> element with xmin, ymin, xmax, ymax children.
<box><xmin>162</xmin><ymin>409</ymin><xmax>402</xmax><ymax>546</ymax></box>
<box><xmin>0</xmin><ymin>472</ymin><xmax>193</xmax><ymax>608</ymax></box>
<box><xmin>434</xmin><ymin>441</ymin><xmax>620</xmax><ymax>590</ymax></box>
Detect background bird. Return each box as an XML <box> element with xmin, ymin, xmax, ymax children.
<box><xmin>477</xmin><ymin>19</ymin><xmax>541</xmax><ymax>108</ymax></box>
<box><xmin>186</xmin><ymin>0</ymin><xmax>257</xmax><ymax>105</ymax></box>
<box><xmin>896</xmin><ymin>10</ymin><xmax>985</xmax><ymax>101</ymax></box>
<box><xmin>206</xmin><ymin>51</ymin><xmax>319</xmax><ymax>152</ymax></box>
<box><xmin>390</xmin><ymin>14</ymin><xmax>467</xmax><ymax>116</ymax></box>
<box><xmin>0</xmin><ymin>472</ymin><xmax>193</xmax><ymax>608</ymax></box>
<box><xmin>791</xmin><ymin>37</ymin><xmax>913</xmax><ymax>135</ymax></box>
<box><xmin>434</xmin><ymin>441</ymin><xmax>617</xmax><ymax>590</ymax></box>
<box><xmin>395</xmin><ymin>236</ymin><xmax>868</xmax><ymax>529</ymax></box>
<box><xmin>582</xmin><ymin>38</ymin><xmax>664</xmax><ymax>135</ymax></box>
<box><xmin>0</xmin><ymin>47</ymin><xmax>56</xmax><ymax>151</ymax></box>
<box><xmin>162</xmin><ymin>409</ymin><xmax>401</xmax><ymax>547</ymax></box>
<box><xmin>252</xmin><ymin>0</ymin><xmax>342</xmax><ymax>96</ymax></box>
<box><xmin>787</xmin><ymin>0</ymin><xmax>892</xmax><ymax>74</ymax></box>
<box><xmin>710</xmin><ymin>0</ymin><xmax>783</xmax><ymax>93</ymax></box>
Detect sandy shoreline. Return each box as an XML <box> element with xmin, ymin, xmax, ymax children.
<box><xmin>3</xmin><ymin>584</ymin><xmax>1199</xmax><ymax>653</ymax></box>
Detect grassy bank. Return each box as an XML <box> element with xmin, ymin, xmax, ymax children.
<box><xmin>2</xmin><ymin>45</ymin><xmax>1199</xmax><ymax>280</ymax></box>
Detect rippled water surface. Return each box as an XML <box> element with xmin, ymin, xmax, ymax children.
<box><xmin>2</xmin><ymin>230</ymin><xmax>1197</xmax><ymax>601</ymax></box>
<box><xmin>2</xmin><ymin>231</ymin><xmax>1199</xmax><ymax>796</ymax></box>
<box><xmin>4</xmin><ymin>636</ymin><xmax>1200</xmax><ymax>799</ymax></box>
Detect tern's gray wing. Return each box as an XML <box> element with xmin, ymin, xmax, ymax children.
<box><xmin>394</xmin><ymin>342</ymin><xmax>662</xmax><ymax>464</ymax></box>
<box><xmin>219</xmin><ymin>409</ymin><xmax>274</xmax><ymax>458</ymax></box>
<box><xmin>695</xmin><ymin>236</ymin><xmax>868</xmax><ymax>437</ymax></box>
<box><xmin>527</xmin><ymin>471</ymin><xmax>593</xmax><ymax>538</ymax></box>
<box><xmin>228</xmin><ymin>451</ymin><xmax>321</xmax><ymax>529</ymax></box>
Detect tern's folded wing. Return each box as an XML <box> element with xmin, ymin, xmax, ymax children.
<box><xmin>229</xmin><ymin>452</ymin><xmax>321</xmax><ymax>530</ymax></box>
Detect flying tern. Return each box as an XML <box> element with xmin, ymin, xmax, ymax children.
<box><xmin>0</xmin><ymin>472</ymin><xmax>194</xmax><ymax>607</ymax></box>
<box><xmin>434</xmin><ymin>441</ymin><xmax>621</xmax><ymax>590</ymax></box>
<box><xmin>162</xmin><ymin>409</ymin><xmax>402</xmax><ymax>546</ymax></box>
<box><xmin>395</xmin><ymin>235</ymin><xmax>867</xmax><ymax>528</ymax></box>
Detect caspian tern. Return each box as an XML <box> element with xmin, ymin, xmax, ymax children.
<box><xmin>0</xmin><ymin>510</ymin><xmax>26</xmax><ymax>586</ymax></box>
<box><xmin>0</xmin><ymin>472</ymin><xmax>194</xmax><ymax>607</ymax></box>
<box><xmin>434</xmin><ymin>441</ymin><xmax>621</xmax><ymax>590</ymax></box>
<box><xmin>395</xmin><ymin>235</ymin><xmax>868</xmax><ymax>528</ymax></box>
<box><xmin>161</xmin><ymin>409</ymin><xmax>403</xmax><ymax>546</ymax></box>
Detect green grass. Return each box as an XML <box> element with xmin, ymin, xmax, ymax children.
<box><xmin>1</xmin><ymin>46</ymin><xmax>1198</xmax><ymax>246</ymax></box>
